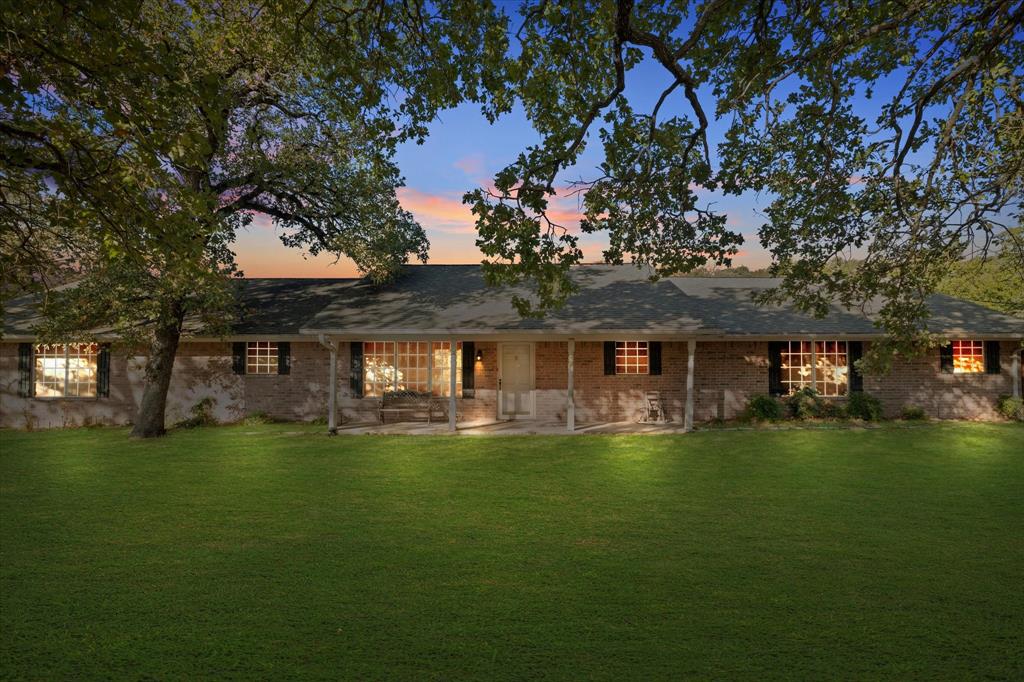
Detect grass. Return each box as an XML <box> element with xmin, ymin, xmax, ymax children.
<box><xmin>2</xmin><ymin>423</ymin><xmax>1022</xmax><ymax>680</ymax></box>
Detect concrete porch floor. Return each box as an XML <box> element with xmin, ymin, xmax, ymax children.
<box><xmin>330</xmin><ymin>419</ymin><xmax>689</xmax><ymax>435</ymax></box>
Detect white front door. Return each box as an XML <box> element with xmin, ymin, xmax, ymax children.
<box><xmin>499</xmin><ymin>343</ymin><xmax>535</xmax><ymax>419</ymax></box>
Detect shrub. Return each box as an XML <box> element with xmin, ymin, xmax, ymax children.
<box><xmin>241</xmin><ymin>412</ymin><xmax>278</xmax><ymax>426</ymax></box>
<box><xmin>996</xmin><ymin>395</ymin><xmax>1024</xmax><ymax>422</ymax></box>
<box><xmin>846</xmin><ymin>392</ymin><xmax>883</xmax><ymax>421</ymax></box>
<box><xmin>176</xmin><ymin>397</ymin><xmax>218</xmax><ymax>429</ymax></box>
<box><xmin>786</xmin><ymin>387</ymin><xmax>825</xmax><ymax>420</ymax></box>
<box><xmin>745</xmin><ymin>394</ymin><xmax>783</xmax><ymax>421</ymax></box>
<box><xmin>819</xmin><ymin>400</ymin><xmax>846</xmax><ymax>420</ymax></box>
<box><xmin>901</xmin><ymin>405</ymin><xmax>927</xmax><ymax>421</ymax></box>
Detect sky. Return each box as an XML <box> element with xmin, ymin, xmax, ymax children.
<box><xmin>231</xmin><ymin>49</ymin><xmax>899</xmax><ymax>279</ymax></box>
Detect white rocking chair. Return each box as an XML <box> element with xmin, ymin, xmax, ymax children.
<box><xmin>640</xmin><ymin>391</ymin><xmax>668</xmax><ymax>424</ymax></box>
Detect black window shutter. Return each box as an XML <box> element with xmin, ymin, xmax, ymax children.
<box><xmin>939</xmin><ymin>343</ymin><xmax>954</xmax><ymax>373</ymax></box>
<box><xmin>232</xmin><ymin>342</ymin><xmax>247</xmax><ymax>375</ymax></box>
<box><xmin>461</xmin><ymin>342</ymin><xmax>475</xmax><ymax>398</ymax></box>
<box><xmin>847</xmin><ymin>341</ymin><xmax>863</xmax><ymax>392</ymax></box>
<box><xmin>97</xmin><ymin>343</ymin><xmax>111</xmax><ymax>397</ymax></box>
<box><xmin>648</xmin><ymin>341</ymin><xmax>662</xmax><ymax>375</ymax></box>
<box><xmin>350</xmin><ymin>342</ymin><xmax>363</xmax><ymax>398</ymax></box>
<box><xmin>768</xmin><ymin>341</ymin><xmax>785</xmax><ymax>396</ymax></box>
<box><xmin>18</xmin><ymin>343</ymin><xmax>33</xmax><ymax>398</ymax></box>
<box><xmin>603</xmin><ymin>341</ymin><xmax>616</xmax><ymax>375</ymax></box>
<box><xmin>984</xmin><ymin>340</ymin><xmax>1000</xmax><ymax>374</ymax></box>
<box><xmin>277</xmin><ymin>341</ymin><xmax>291</xmax><ymax>375</ymax></box>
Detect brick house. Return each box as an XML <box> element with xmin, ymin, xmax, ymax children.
<box><xmin>2</xmin><ymin>265</ymin><xmax>1022</xmax><ymax>430</ymax></box>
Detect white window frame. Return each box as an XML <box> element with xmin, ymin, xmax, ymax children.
<box><xmin>780</xmin><ymin>340</ymin><xmax>850</xmax><ymax>397</ymax></box>
<box><xmin>33</xmin><ymin>343</ymin><xmax>100</xmax><ymax>399</ymax></box>
<box><xmin>246</xmin><ymin>341</ymin><xmax>279</xmax><ymax>375</ymax></box>
<box><xmin>951</xmin><ymin>340</ymin><xmax>985</xmax><ymax>374</ymax></box>
<box><xmin>615</xmin><ymin>341</ymin><xmax>650</xmax><ymax>375</ymax></box>
<box><xmin>363</xmin><ymin>341</ymin><xmax>462</xmax><ymax>398</ymax></box>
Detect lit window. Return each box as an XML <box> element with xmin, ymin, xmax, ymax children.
<box><xmin>952</xmin><ymin>340</ymin><xmax>984</xmax><ymax>374</ymax></box>
<box><xmin>780</xmin><ymin>341</ymin><xmax>849</xmax><ymax>397</ymax></box>
<box><xmin>363</xmin><ymin>341</ymin><xmax>462</xmax><ymax>397</ymax></box>
<box><xmin>615</xmin><ymin>341</ymin><xmax>649</xmax><ymax>375</ymax></box>
<box><xmin>430</xmin><ymin>342</ymin><xmax>463</xmax><ymax>397</ymax></box>
<box><xmin>246</xmin><ymin>342</ymin><xmax>278</xmax><ymax>375</ymax></box>
<box><xmin>34</xmin><ymin>343</ymin><xmax>99</xmax><ymax>398</ymax></box>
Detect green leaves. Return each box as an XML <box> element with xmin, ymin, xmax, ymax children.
<box><xmin>460</xmin><ymin>0</ymin><xmax>1022</xmax><ymax>365</ymax></box>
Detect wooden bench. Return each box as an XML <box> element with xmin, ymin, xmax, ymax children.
<box><xmin>377</xmin><ymin>390</ymin><xmax>448</xmax><ymax>424</ymax></box>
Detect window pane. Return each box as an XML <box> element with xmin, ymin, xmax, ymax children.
<box><xmin>33</xmin><ymin>343</ymin><xmax>98</xmax><ymax>398</ymax></box>
<box><xmin>431</xmin><ymin>342</ymin><xmax>462</xmax><ymax>397</ymax></box>
<box><xmin>363</xmin><ymin>342</ymin><xmax>396</xmax><ymax>397</ymax></box>
<box><xmin>396</xmin><ymin>342</ymin><xmax>429</xmax><ymax>393</ymax></box>
<box><xmin>362</xmin><ymin>341</ymin><xmax>465</xmax><ymax>398</ymax></box>
<box><xmin>780</xmin><ymin>340</ymin><xmax>848</xmax><ymax>396</ymax></box>
<box><xmin>952</xmin><ymin>340</ymin><xmax>984</xmax><ymax>374</ymax></box>
<box><xmin>614</xmin><ymin>341</ymin><xmax>649</xmax><ymax>375</ymax></box>
<box><xmin>246</xmin><ymin>341</ymin><xmax>278</xmax><ymax>375</ymax></box>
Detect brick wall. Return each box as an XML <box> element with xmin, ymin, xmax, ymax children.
<box><xmin>0</xmin><ymin>341</ymin><xmax>243</xmax><ymax>429</ymax></box>
<box><xmin>864</xmin><ymin>340</ymin><xmax>1021</xmax><ymax>419</ymax></box>
<box><xmin>1</xmin><ymin>338</ymin><xmax>1019</xmax><ymax>428</ymax></box>
<box><xmin>534</xmin><ymin>340</ymin><xmax>767</xmax><ymax>423</ymax></box>
<box><xmin>693</xmin><ymin>341</ymin><xmax>770</xmax><ymax>421</ymax></box>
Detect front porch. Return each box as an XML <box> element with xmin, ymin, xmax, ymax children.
<box><xmin>315</xmin><ymin>337</ymin><xmax>702</xmax><ymax>434</ymax></box>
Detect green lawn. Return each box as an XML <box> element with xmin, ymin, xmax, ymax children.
<box><xmin>1</xmin><ymin>424</ymin><xmax>1022</xmax><ymax>680</ymax></box>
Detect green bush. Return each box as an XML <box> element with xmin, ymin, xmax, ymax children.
<box><xmin>996</xmin><ymin>395</ymin><xmax>1024</xmax><ymax>422</ymax></box>
<box><xmin>846</xmin><ymin>392</ymin><xmax>883</xmax><ymax>421</ymax></box>
<box><xmin>786</xmin><ymin>387</ymin><xmax>825</xmax><ymax>420</ymax></box>
<box><xmin>241</xmin><ymin>412</ymin><xmax>278</xmax><ymax>426</ymax></box>
<box><xmin>819</xmin><ymin>400</ymin><xmax>846</xmax><ymax>420</ymax></box>
<box><xmin>901</xmin><ymin>405</ymin><xmax>928</xmax><ymax>421</ymax></box>
<box><xmin>745</xmin><ymin>394</ymin><xmax>783</xmax><ymax>421</ymax></box>
<box><xmin>176</xmin><ymin>397</ymin><xmax>218</xmax><ymax>429</ymax></box>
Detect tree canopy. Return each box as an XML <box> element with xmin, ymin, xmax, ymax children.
<box><xmin>1</xmin><ymin>0</ymin><xmax>504</xmax><ymax>434</ymax></box>
<box><xmin>464</xmin><ymin>0</ymin><xmax>1023</xmax><ymax>365</ymax></box>
<box><xmin>938</xmin><ymin>227</ymin><xmax>1024</xmax><ymax>317</ymax></box>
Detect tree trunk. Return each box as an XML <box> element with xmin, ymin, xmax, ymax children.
<box><xmin>131</xmin><ymin>303</ymin><xmax>185</xmax><ymax>438</ymax></box>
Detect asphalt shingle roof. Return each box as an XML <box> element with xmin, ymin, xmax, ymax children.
<box><xmin>666</xmin><ymin>277</ymin><xmax>1024</xmax><ymax>336</ymax></box>
<box><xmin>4</xmin><ymin>265</ymin><xmax>1022</xmax><ymax>338</ymax></box>
<box><xmin>302</xmin><ymin>265</ymin><xmax>709</xmax><ymax>334</ymax></box>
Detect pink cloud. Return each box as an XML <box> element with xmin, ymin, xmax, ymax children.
<box><xmin>397</xmin><ymin>187</ymin><xmax>478</xmax><ymax>234</ymax></box>
<box><xmin>453</xmin><ymin>153</ymin><xmax>486</xmax><ymax>178</ymax></box>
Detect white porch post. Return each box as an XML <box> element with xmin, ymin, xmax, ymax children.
<box><xmin>318</xmin><ymin>334</ymin><xmax>338</xmax><ymax>435</ymax></box>
<box><xmin>567</xmin><ymin>339</ymin><xmax>575</xmax><ymax>432</ymax></box>
<box><xmin>810</xmin><ymin>337</ymin><xmax>818</xmax><ymax>392</ymax></box>
<box><xmin>684</xmin><ymin>339</ymin><xmax>696</xmax><ymax>432</ymax></box>
<box><xmin>449</xmin><ymin>339</ymin><xmax>458</xmax><ymax>432</ymax></box>
<box><xmin>1013</xmin><ymin>347</ymin><xmax>1021</xmax><ymax>398</ymax></box>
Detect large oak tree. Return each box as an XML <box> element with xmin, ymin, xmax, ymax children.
<box><xmin>466</xmin><ymin>0</ymin><xmax>1023</xmax><ymax>368</ymax></box>
<box><xmin>1</xmin><ymin>0</ymin><xmax>504</xmax><ymax>435</ymax></box>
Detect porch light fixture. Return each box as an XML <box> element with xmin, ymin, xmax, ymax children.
<box><xmin>475</xmin><ymin>349</ymin><xmax>484</xmax><ymax>362</ymax></box>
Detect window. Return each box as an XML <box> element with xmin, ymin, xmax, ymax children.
<box><xmin>952</xmin><ymin>340</ymin><xmax>985</xmax><ymax>374</ymax></box>
<box><xmin>780</xmin><ymin>341</ymin><xmax>849</xmax><ymax>397</ymax></box>
<box><xmin>246</xmin><ymin>341</ymin><xmax>278</xmax><ymax>375</ymax></box>
<box><xmin>431</xmin><ymin>342</ymin><xmax>462</xmax><ymax>397</ymax></box>
<box><xmin>363</xmin><ymin>341</ymin><xmax>462</xmax><ymax>397</ymax></box>
<box><xmin>615</xmin><ymin>341</ymin><xmax>649</xmax><ymax>375</ymax></box>
<box><xmin>34</xmin><ymin>343</ymin><xmax>99</xmax><ymax>398</ymax></box>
